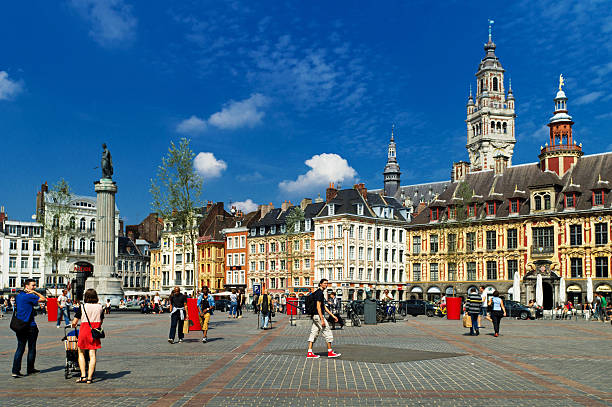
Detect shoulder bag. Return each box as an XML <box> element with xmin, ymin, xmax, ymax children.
<box><xmin>83</xmin><ymin>304</ymin><xmax>105</xmax><ymax>339</ymax></box>
<box><xmin>10</xmin><ymin>302</ymin><xmax>31</xmax><ymax>333</ymax></box>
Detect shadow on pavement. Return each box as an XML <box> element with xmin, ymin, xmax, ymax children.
<box><xmin>94</xmin><ymin>370</ymin><xmax>131</xmax><ymax>381</ymax></box>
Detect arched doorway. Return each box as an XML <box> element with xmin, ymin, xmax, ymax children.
<box><xmin>73</xmin><ymin>262</ymin><xmax>93</xmax><ymax>301</ymax></box>
<box><xmin>543</xmin><ymin>282</ymin><xmax>553</xmax><ymax>310</ymax></box>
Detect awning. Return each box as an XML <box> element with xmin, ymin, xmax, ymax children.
<box><xmin>427</xmin><ymin>286</ymin><xmax>441</xmax><ymax>294</ymax></box>
<box><xmin>566</xmin><ymin>284</ymin><xmax>582</xmax><ymax>293</ymax></box>
<box><xmin>411</xmin><ymin>286</ymin><xmax>423</xmax><ymax>293</ymax></box>
<box><xmin>596</xmin><ymin>284</ymin><xmax>612</xmax><ymax>293</ymax></box>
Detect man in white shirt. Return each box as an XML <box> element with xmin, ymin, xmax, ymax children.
<box><xmin>56</xmin><ymin>290</ymin><xmax>70</xmax><ymax>328</ymax></box>
<box><xmin>478</xmin><ymin>286</ymin><xmax>491</xmax><ymax>328</ymax></box>
<box><xmin>153</xmin><ymin>293</ymin><xmax>161</xmax><ymax>314</ymax></box>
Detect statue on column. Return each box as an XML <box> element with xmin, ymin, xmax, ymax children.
<box><xmin>101</xmin><ymin>143</ymin><xmax>113</xmax><ymax>179</ymax></box>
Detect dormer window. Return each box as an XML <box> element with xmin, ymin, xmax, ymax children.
<box><xmin>305</xmin><ymin>219</ymin><xmax>312</xmax><ymax>231</ymax></box>
<box><xmin>509</xmin><ymin>199</ymin><xmax>519</xmax><ymax>214</ymax></box>
<box><xmin>259</xmin><ymin>226</ymin><xmax>265</xmax><ymax>235</ymax></box>
<box><xmin>533</xmin><ymin>191</ymin><xmax>552</xmax><ymax>211</ymax></box>
<box><xmin>430</xmin><ymin>208</ymin><xmax>440</xmax><ymax>221</ymax></box>
<box><xmin>486</xmin><ymin>202</ymin><xmax>496</xmax><ymax>216</ymax></box>
<box><xmin>593</xmin><ymin>190</ymin><xmax>605</xmax><ymax>206</ymax></box>
<box><xmin>294</xmin><ymin>222</ymin><xmax>300</xmax><ymax>232</ymax></box>
<box><xmin>328</xmin><ymin>204</ymin><xmax>335</xmax><ymax>216</ymax></box>
<box><xmin>250</xmin><ymin>228</ymin><xmax>256</xmax><ymax>236</ymax></box>
<box><xmin>280</xmin><ymin>225</ymin><xmax>286</xmax><ymax>233</ymax></box>
<box><xmin>468</xmin><ymin>205</ymin><xmax>476</xmax><ymax>217</ymax></box>
<box><xmin>356</xmin><ymin>203</ymin><xmax>364</xmax><ymax>216</ymax></box>
<box><xmin>565</xmin><ymin>193</ymin><xmax>576</xmax><ymax>208</ymax></box>
<box><xmin>447</xmin><ymin>207</ymin><xmax>456</xmax><ymax>220</ymax></box>
<box><xmin>271</xmin><ymin>225</ymin><xmax>277</xmax><ymax>234</ymax></box>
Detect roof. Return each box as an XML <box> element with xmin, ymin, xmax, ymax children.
<box><xmin>316</xmin><ymin>188</ymin><xmax>408</xmax><ymax>222</ymax></box>
<box><xmin>372</xmin><ymin>180</ymin><xmax>451</xmax><ymax>212</ymax></box>
<box><xmin>409</xmin><ymin>152</ymin><xmax>612</xmax><ymax>225</ymax></box>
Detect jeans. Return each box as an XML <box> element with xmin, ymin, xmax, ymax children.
<box><xmin>169</xmin><ymin>311</ymin><xmax>184</xmax><ymax>341</ymax></box>
<box><xmin>236</xmin><ymin>304</ymin><xmax>242</xmax><ymax>317</ymax></box>
<box><xmin>469</xmin><ymin>313</ymin><xmax>479</xmax><ymax>335</ymax></box>
<box><xmin>57</xmin><ymin>307</ymin><xmax>70</xmax><ymax>326</ymax></box>
<box><xmin>229</xmin><ymin>302</ymin><xmax>237</xmax><ymax>317</ymax></box>
<box><xmin>13</xmin><ymin>325</ymin><xmax>39</xmax><ymax>374</ymax></box>
<box><xmin>261</xmin><ymin>312</ymin><xmax>270</xmax><ymax>328</ymax></box>
<box><xmin>491</xmin><ymin>310</ymin><xmax>504</xmax><ymax>334</ymax></box>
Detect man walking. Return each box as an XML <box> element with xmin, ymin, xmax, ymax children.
<box><xmin>466</xmin><ymin>288</ymin><xmax>482</xmax><ymax>336</ymax></box>
<box><xmin>307</xmin><ymin>279</ymin><xmax>340</xmax><ymax>359</ymax></box>
<box><xmin>12</xmin><ymin>279</ymin><xmax>47</xmax><ymax>377</ymax></box>
<box><xmin>56</xmin><ymin>289</ymin><xmax>70</xmax><ymax>328</ymax></box>
<box><xmin>197</xmin><ymin>286</ymin><xmax>215</xmax><ymax>343</ymax></box>
<box><xmin>168</xmin><ymin>287</ymin><xmax>187</xmax><ymax>344</ymax></box>
<box><xmin>478</xmin><ymin>286</ymin><xmax>490</xmax><ymax>328</ymax></box>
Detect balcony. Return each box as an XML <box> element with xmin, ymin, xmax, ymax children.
<box><xmin>531</xmin><ymin>246</ymin><xmax>554</xmax><ymax>256</ymax></box>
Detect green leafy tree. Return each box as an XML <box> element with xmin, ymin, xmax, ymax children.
<box><xmin>151</xmin><ymin>138</ymin><xmax>203</xmax><ymax>292</ymax></box>
<box><xmin>40</xmin><ymin>179</ymin><xmax>73</xmax><ymax>293</ymax></box>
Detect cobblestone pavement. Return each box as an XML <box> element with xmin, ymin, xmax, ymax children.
<box><xmin>1</xmin><ymin>312</ymin><xmax>610</xmax><ymax>406</ymax></box>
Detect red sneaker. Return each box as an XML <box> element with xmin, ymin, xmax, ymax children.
<box><xmin>327</xmin><ymin>350</ymin><xmax>341</xmax><ymax>358</ymax></box>
<box><xmin>494</xmin><ymin>333</ymin><xmax>499</xmax><ymax>337</ymax></box>
<box><xmin>306</xmin><ymin>351</ymin><xmax>320</xmax><ymax>359</ymax></box>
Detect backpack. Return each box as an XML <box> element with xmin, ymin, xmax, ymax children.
<box><xmin>305</xmin><ymin>292</ymin><xmax>317</xmax><ymax>316</ymax></box>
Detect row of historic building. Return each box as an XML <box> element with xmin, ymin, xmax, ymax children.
<box><xmin>1</xmin><ymin>32</ymin><xmax>610</xmax><ymax>308</ymax></box>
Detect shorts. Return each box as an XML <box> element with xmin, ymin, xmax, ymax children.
<box><xmin>480</xmin><ymin>307</ymin><xmax>488</xmax><ymax>316</ymax></box>
<box><xmin>199</xmin><ymin>313</ymin><xmax>211</xmax><ymax>331</ymax></box>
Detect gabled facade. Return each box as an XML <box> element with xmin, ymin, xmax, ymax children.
<box><xmin>221</xmin><ymin>209</ymin><xmax>260</xmax><ymax>292</ymax></box>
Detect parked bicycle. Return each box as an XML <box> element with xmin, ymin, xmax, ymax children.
<box><xmin>345</xmin><ymin>301</ymin><xmax>362</xmax><ymax>327</ymax></box>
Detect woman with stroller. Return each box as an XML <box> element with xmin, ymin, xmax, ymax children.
<box><xmin>72</xmin><ymin>289</ymin><xmax>104</xmax><ymax>384</ymax></box>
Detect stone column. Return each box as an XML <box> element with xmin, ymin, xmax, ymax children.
<box><xmin>85</xmin><ymin>178</ymin><xmax>124</xmax><ymax>305</ymax></box>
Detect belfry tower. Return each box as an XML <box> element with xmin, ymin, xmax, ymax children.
<box><xmin>383</xmin><ymin>126</ymin><xmax>401</xmax><ymax>197</ymax></box>
<box><xmin>466</xmin><ymin>22</ymin><xmax>516</xmax><ymax>171</ymax></box>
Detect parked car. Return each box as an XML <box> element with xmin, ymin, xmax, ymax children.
<box><xmin>213</xmin><ymin>298</ymin><xmax>229</xmax><ymax>312</ymax></box>
<box><xmin>401</xmin><ymin>299</ymin><xmax>436</xmax><ymax>317</ymax></box>
<box><xmin>503</xmin><ymin>299</ymin><xmax>543</xmax><ymax>320</ymax></box>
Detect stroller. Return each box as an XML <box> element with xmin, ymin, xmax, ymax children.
<box><xmin>62</xmin><ymin>326</ymin><xmax>80</xmax><ymax>379</ymax></box>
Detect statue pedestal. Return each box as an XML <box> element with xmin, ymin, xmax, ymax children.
<box><xmin>87</xmin><ymin>178</ymin><xmax>123</xmax><ymax>306</ymax></box>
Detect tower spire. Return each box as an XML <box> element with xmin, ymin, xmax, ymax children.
<box><xmin>390</xmin><ymin>124</ymin><xmax>395</xmax><ymax>142</ymax></box>
<box><xmin>488</xmin><ymin>19</ymin><xmax>494</xmax><ymax>41</ymax></box>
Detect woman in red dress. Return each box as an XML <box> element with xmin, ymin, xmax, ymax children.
<box><xmin>71</xmin><ymin>288</ymin><xmax>104</xmax><ymax>383</ymax></box>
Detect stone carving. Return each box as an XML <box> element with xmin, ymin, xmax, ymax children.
<box><xmin>101</xmin><ymin>143</ymin><xmax>113</xmax><ymax>179</ymax></box>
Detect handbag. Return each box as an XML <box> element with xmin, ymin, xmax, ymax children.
<box><xmin>462</xmin><ymin>312</ymin><xmax>472</xmax><ymax>328</ymax></box>
<box><xmin>10</xmin><ymin>303</ymin><xmax>30</xmax><ymax>333</ymax></box>
<box><xmin>83</xmin><ymin>304</ymin><xmax>105</xmax><ymax>339</ymax></box>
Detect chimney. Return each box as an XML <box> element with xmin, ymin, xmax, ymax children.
<box><xmin>326</xmin><ymin>182</ymin><xmax>338</xmax><ymax>203</ymax></box>
<box><xmin>119</xmin><ymin>219</ymin><xmax>125</xmax><ymax>237</ymax></box>
<box><xmin>300</xmin><ymin>198</ymin><xmax>312</xmax><ymax>210</ymax></box>
<box><xmin>281</xmin><ymin>200</ymin><xmax>292</xmax><ymax>211</ymax></box>
<box><xmin>259</xmin><ymin>203</ymin><xmax>274</xmax><ymax>219</ymax></box>
<box><xmin>127</xmin><ymin>230</ymin><xmax>135</xmax><ymax>241</ymax></box>
<box><xmin>416</xmin><ymin>202</ymin><xmax>427</xmax><ymax>215</ymax></box>
<box><xmin>494</xmin><ymin>155</ymin><xmax>508</xmax><ymax>175</ymax></box>
<box><xmin>353</xmin><ymin>183</ymin><xmax>367</xmax><ymax>199</ymax></box>
<box><xmin>452</xmin><ymin>161</ymin><xmax>470</xmax><ymax>182</ymax></box>
<box><xmin>0</xmin><ymin>206</ymin><xmax>7</xmax><ymax>227</ymax></box>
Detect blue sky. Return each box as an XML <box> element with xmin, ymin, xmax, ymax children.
<box><xmin>1</xmin><ymin>0</ymin><xmax>612</xmax><ymax>224</ymax></box>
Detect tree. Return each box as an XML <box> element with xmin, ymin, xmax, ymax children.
<box><xmin>283</xmin><ymin>206</ymin><xmax>305</xmax><ymax>293</ymax></box>
<box><xmin>40</xmin><ymin>179</ymin><xmax>73</xmax><ymax>294</ymax></box>
<box><xmin>151</xmin><ymin>138</ymin><xmax>203</xmax><ymax>293</ymax></box>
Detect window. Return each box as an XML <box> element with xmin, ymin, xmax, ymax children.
<box><xmin>391</xmin><ymin>249</ymin><xmax>396</xmax><ymax>262</ymax></box>
<box><xmin>492</xmin><ymin>76</ymin><xmax>498</xmax><ymax>91</ymax></box>
<box><xmin>90</xmin><ymin>219</ymin><xmax>95</xmax><ymax>232</ymax></box>
<box><xmin>384</xmin><ymin>249</ymin><xmax>388</xmax><ymax>261</ymax></box>
<box><xmin>533</xmin><ymin>227</ymin><xmax>554</xmax><ymax>251</ymax></box>
<box><xmin>348</xmin><ymin>267</ymin><xmax>354</xmax><ymax>279</ymax></box>
<box><xmin>391</xmin><ymin>229</ymin><xmax>396</xmax><ymax>242</ymax></box>
<box><xmin>270</xmin><ymin>242</ymin><xmax>276</xmax><ymax>252</ymax></box>
<box><xmin>430</xmin><ymin>235</ymin><xmax>439</xmax><ymax>253</ymax></box>
<box><xmin>80</xmin><ymin>218</ymin><xmax>86</xmax><ymax>231</ymax></box>
<box><xmin>176</xmin><ymin>253</ymin><xmax>182</xmax><ymax>264</ymax></box>
<box><xmin>250</xmin><ymin>244</ymin><xmax>256</xmax><ymax>253</ymax></box>
<box><xmin>595</xmin><ymin>257</ymin><xmax>609</xmax><ymax>278</ymax></box>
<box><xmin>305</xmin><ymin>219</ymin><xmax>311</xmax><ymax>231</ymax></box>
<box><xmin>467</xmin><ymin>262</ymin><xmax>476</xmax><ymax>280</ymax></box>
<box><xmin>328</xmin><ymin>203</ymin><xmax>335</xmax><ymax>215</ymax></box>
<box><xmin>9</xmin><ymin>240</ymin><xmax>17</xmax><ymax>250</ymax></box>
<box><xmin>270</xmin><ymin>278</ymin><xmax>276</xmax><ymax>289</ymax></box>
<box><xmin>448</xmin><ymin>234</ymin><xmax>456</xmax><ymax>253</ymax></box>
<box><xmin>376</xmin><ymin>228</ymin><xmax>381</xmax><ymax>240</ymax></box>
<box><xmin>507</xmin><ymin>259</ymin><xmax>518</xmax><ymax>278</ymax></box>
<box><xmin>430</xmin><ymin>208</ymin><xmax>439</xmax><ymax>221</ymax></box>
<box><xmin>305</xmin><ymin>259</ymin><xmax>310</xmax><ymax>269</ymax></box>
<box><xmin>79</xmin><ymin>238</ymin><xmax>86</xmax><ymax>253</ymax></box>
<box><xmin>486</xmin><ymin>261</ymin><xmax>497</xmax><ymax>280</ymax></box>
<box><xmin>21</xmin><ymin>257</ymin><xmax>28</xmax><ymax>269</ymax></box>
<box><xmin>347</xmin><ymin>225</ymin><xmax>352</xmax><ymax>238</ymax></box>
<box><xmin>294</xmin><ymin>222</ymin><xmax>300</xmax><ymax>232</ymax></box>
<box><xmin>486</xmin><ymin>230</ymin><xmax>496</xmax><ymax>251</ymax></box>
<box><xmin>304</xmin><ymin>240</ymin><xmax>310</xmax><ymax>250</ymax></box>
<box><xmin>570</xmin><ymin>258</ymin><xmax>582</xmax><ymax>278</ymax></box>
<box><xmin>399</xmin><ymin>230</ymin><xmax>404</xmax><ymax>242</ymax></box>
<box><xmin>358</xmin><ymin>226</ymin><xmax>364</xmax><ymax>239</ymax></box>
<box><xmin>487</xmin><ymin>202</ymin><xmax>495</xmax><ymax>216</ymax></box>
<box><xmin>383</xmin><ymin>269</ymin><xmax>388</xmax><ymax>282</ymax></box>
<box><xmin>508</xmin><ymin>229</ymin><xmax>518</xmax><ymax>249</ymax></box>
<box><xmin>280</xmin><ymin>260</ymin><xmax>286</xmax><ymax>270</ymax></box>
<box><xmin>358</xmin><ymin>246</ymin><xmax>364</xmax><ymax>260</ymax></box>
<box><xmin>280</xmin><ymin>242</ymin><xmax>286</xmax><ymax>252</ymax></box>
<box><xmin>240</xmin><ymin>236</ymin><xmax>246</xmax><ymax>247</ymax></box>
<box><xmin>448</xmin><ymin>263</ymin><xmax>457</xmax><ymax>281</ymax></box>
<box><xmin>399</xmin><ymin>250</ymin><xmax>403</xmax><ymax>263</ymax></box>
<box><xmin>318</xmin><ymin>247</ymin><xmax>324</xmax><ymax>260</ymax></box>
<box><xmin>89</xmin><ymin>239</ymin><xmax>95</xmax><ymax>254</ymax></box>
<box><xmin>413</xmin><ymin>236</ymin><xmax>421</xmax><ymax>254</ymax></box>
<box><xmin>270</xmin><ymin>260</ymin><xmax>276</xmax><ymax>271</ymax></box>
<box><xmin>367</xmin><ymin>247</ymin><xmax>373</xmax><ymax>260</ymax></box>
<box><xmin>305</xmin><ymin>277</ymin><xmax>310</xmax><ymax>286</ymax></box>
<box><xmin>376</xmin><ymin>248</ymin><xmax>381</xmax><ymax>261</ymax></box>
<box><xmin>21</xmin><ymin>240</ymin><xmax>29</xmax><ymax>251</ymax></box>
<box><xmin>33</xmin><ymin>241</ymin><xmax>40</xmax><ymax>252</ymax></box>
<box><xmin>327</xmin><ymin>226</ymin><xmax>333</xmax><ymax>239</ymax></box>
<box><xmin>510</xmin><ymin>199</ymin><xmax>519</xmax><ymax>213</ymax></box>
<box><xmin>594</xmin><ymin>191</ymin><xmax>604</xmax><ymax>206</ymax></box>
<box><xmin>271</xmin><ymin>225</ymin><xmax>276</xmax><ymax>234</ymax></box>
<box><xmin>468</xmin><ymin>205</ymin><xmax>475</xmax><ymax>217</ymax></box>
<box><xmin>250</xmin><ymin>261</ymin><xmax>256</xmax><ymax>271</ymax></box>
<box><xmin>259</xmin><ymin>243</ymin><xmax>265</xmax><ymax>253</ymax></box>
<box><xmin>357</xmin><ymin>203</ymin><xmax>364</xmax><ymax>215</ymax></box>
<box><xmin>534</xmin><ymin>195</ymin><xmax>541</xmax><ymax>210</ymax></box>
<box><xmin>227</xmin><ymin>238</ymin><xmax>233</xmax><ymax>249</ymax></box>
<box><xmin>349</xmin><ymin>246</ymin><xmax>355</xmax><ymax>260</ymax></box>
<box><xmin>595</xmin><ymin>223</ymin><xmax>608</xmax><ymax>245</ymax></box>
<box><xmin>259</xmin><ymin>261</ymin><xmax>265</xmax><ymax>271</ymax></box>
<box><xmin>430</xmin><ymin>263</ymin><xmax>438</xmax><ymax>281</ymax></box>
<box><xmin>367</xmin><ymin>227</ymin><xmax>373</xmax><ymax>240</ymax></box>
<box><xmin>533</xmin><ymin>192</ymin><xmax>551</xmax><ymax>211</ymax></box>
<box><xmin>33</xmin><ymin>258</ymin><xmax>40</xmax><ymax>270</ymax></box>
<box><xmin>565</xmin><ymin>194</ymin><xmax>575</xmax><ymax>208</ymax></box>
<box><xmin>570</xmin><ymin>225</ymin><xmax>582</xmax><ymax>246</ymax></box>
<box><xmin>466</xmin><ymin>232</ymin><xmax>475</xmax><ymax>252</ymax></box>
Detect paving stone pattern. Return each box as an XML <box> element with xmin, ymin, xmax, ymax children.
<box><xmin>0</xmin><ymin>311</ymin><xmax>610</xmax><ymax>406</ymax></box>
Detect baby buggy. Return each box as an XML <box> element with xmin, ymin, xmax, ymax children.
<box><xmin>62</xmin><ymin>326</ymin><xmax>80</xmax><ymax>379</ymax></box>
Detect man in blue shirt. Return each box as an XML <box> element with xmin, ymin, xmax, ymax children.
<box><xmin>12</xmin><ymin>279</ymin><xmax>46</xmax><ymax>377</ymax></box>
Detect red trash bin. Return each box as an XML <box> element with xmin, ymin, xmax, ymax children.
<box><xmin>286</xmin><ymin>298</ymin><xmax>297</xmax><ymax>315</ymax></box>
<box><xmin>446</xmin><ymin>297</ymin><xmax>461</xmax><ymax>320</ymax></box>
<box><xmin>187</xmin><ymin>298</ymin><xmax>201</xmax><ymax>331</ymax></box>
<box><xmin>47</xmin><ymin>297</ymin><xmax>58</xmax><ymax>323</ymax></box>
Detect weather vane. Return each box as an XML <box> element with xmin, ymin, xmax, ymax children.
<box><xmin>488</xmin><ymin>19</ymin><xmax>495</xmax><ymax>40</ymax></box>
<box><xmin>559</xmin><ymin>74</ymin><xmax>565</xmax><ymax>91</ymax></box>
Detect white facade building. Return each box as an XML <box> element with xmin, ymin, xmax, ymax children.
<box><xmin>0</xmin><ymin>219</ymin><xmax>44</xmax><ymax>294</ymax></box>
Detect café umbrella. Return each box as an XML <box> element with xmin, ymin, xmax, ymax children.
<box><xmin>536</xmin><ymin>274</ymin><xmax>543</xmax><ymax>307</ymax></box>
<box><xmin>587</xmin><ymin>277</ymin><xmax>594</xmax><ymax>304</ymax></box>
<box><xmin>513</xmin><ymin>272</ymin><xmax>521</xmax><ymax>302</ymax></box>
<box><xmin>558</xmin><ymin>277</ymin><xmax>566</xmax><ymax>304</ymax></box>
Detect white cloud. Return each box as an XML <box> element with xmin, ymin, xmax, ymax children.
<box><xmin>176</xmin><ymin>115</ymin><xmax>207</xmax><ymax>135</ymax></box>
<box><xmin>0</xmin><ymin>71</ymin><xmax>22</xmax><ymax>100</ymax></box>
<box><xmin>529</xmin><ymin>125</ymin><xmax>549</xmax><ymax>140</ymax></box>
<box><xmin>574</xmin><ymin>91</ymin><xmax>603</xmax><ymax>105</ymax></box>
<box><xmin>279</xmin><ymin>153</ymin><xmax>357</xmax><ymax>193</ymax></box>
<box><xmin>193</xmin><ymin>152</ymin><xmax>227</xmax><ymax>179</ymax></box>
<box><xmin>70</xmin><ymin>0</ymin><xmax>137</xmax><ymax>48</ymax></box>
<box><xmin>233</xmin><ymin>199</ymin><xmax>258</xmax><ymax>213</ymax></box>
<box><xmin>596</xmin><ymin>112</ymin><xmax>612</xmax><ymax>120</ymax></box>
<box><xmin>208</xmin><ymin>93</ymin><xmax>269</xmax><ymax>130</ymax></box>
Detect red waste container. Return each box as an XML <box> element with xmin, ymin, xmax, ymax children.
<box><xmin>47</xmin><ymin>297</ymin><xmax>58</xmax><ymax>323</ymax></box>
<box><xmin>446</xmin><ymin>297</ymin><xmax>461</xmax><ymax>320</ymax></box>
<box><xmin>286</xmin><ymin>297</ymin><xmax>297</xmax><ymax>315</ymax></box>
<box><xmin>187</xmin><ymin>298</ymin><xmax>201</xmax><ymax>331</ymax></box>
